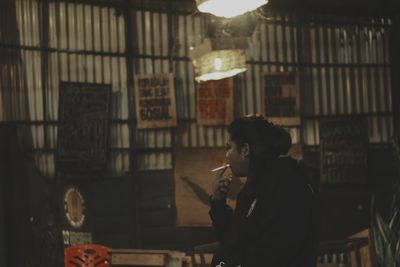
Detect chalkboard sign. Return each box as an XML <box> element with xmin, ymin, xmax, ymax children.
<box><xmin>57</xmin><ymin>82</ymin><xmax>111</xmax><ymax>176</ymax></box>
<box><xmin>262</xmin><ymin>72</ymin><xmax>300</xmax><ymax>126</ymax></box>
<box><xmin>320</xmin><ymin>117</ymin><xmax>368</xmax><ymax>184</ymax></box>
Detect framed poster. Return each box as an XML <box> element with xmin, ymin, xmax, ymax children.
<box><xmin>262</xmin><ymin>72</ymin><xmax>300</xmax><ymax>126</ymax></box>
<box><xmin>57</xmin><ymin>82</ymin><xmax>111</xmax><ymax>176</ymax></box>
<box><xmin>320</xmin><ymin>117</ymin><xmax>368</xmax><ymax>184</ymax></box>
<box><xmin>134</xmin><ymin>73</ymin><xmax>177</xmax><ymax>129</ymax></box>
<box><xmin>197</xmin><ymin>78</ymin><xmax>234</xmax><ymax>126</ymax></box>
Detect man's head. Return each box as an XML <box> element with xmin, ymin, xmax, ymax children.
<box><xmin>225</xmin><ymin>115</ymin><xmax>292</xmax><ymax>177</ymax></box>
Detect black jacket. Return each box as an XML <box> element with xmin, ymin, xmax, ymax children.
<box><xmin>209</xmin><ymin>157</ymin><xmax>319</xmax><ymax>267</ymax></box>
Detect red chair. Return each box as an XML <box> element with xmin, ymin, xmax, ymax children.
<box><xmin>64</xmin><ymin>244</ymin><xmax>110</xmax><ymax>267</ymax></box>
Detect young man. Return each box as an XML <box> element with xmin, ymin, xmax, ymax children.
<box><xmin>209</xmin><ymin>115</ymin><xmax>319</xmax><ymax>267</ymax></box>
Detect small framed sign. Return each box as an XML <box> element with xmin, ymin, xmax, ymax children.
<box><xmin>262</xmin><ymin>72</ymin><xmax>300</xmax><ymax>126</ymax></box>
<box><xmin>134</xmin><ymin>73</ymin><xmax>177</xmax><ymax>129</ymax></box>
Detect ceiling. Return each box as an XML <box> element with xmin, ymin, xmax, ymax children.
<box><xmin>101</xmin><ymin>0</ymin><xmax>400</xmax><ymax>16</ymax></box>
<box><xmin>266</xmin><ymin>0</ymin><xmax>400</xmax><ymax>14</ymax></box>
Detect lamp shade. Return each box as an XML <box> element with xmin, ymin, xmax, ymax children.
<box><xmin>192</xmin><ymin>49</ymin><xmax>247</xmax><ymax>82</ymax></box>
<box><xmin>196</xmin><ymin>0</ymin><xmax>268</xmax><ymax>18</ymax></box>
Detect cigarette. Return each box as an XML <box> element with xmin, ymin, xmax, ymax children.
<box><xmin>211</xmin><ymin>164</ymin><xmax>230</xmax><ymax>172</ymax></box>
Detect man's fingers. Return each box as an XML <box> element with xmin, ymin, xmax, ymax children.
<box><xmin>216</xmin><ymin>166</ymin><xmax>228</xmax><ymax>177</ymax></box>
<box><xmin>218</xmin><ymin>179</ymin><xmax>231</xmax><ymax>186</ymax></box>
<box><xmin>218</xmin><ymin>187</ymin><xmax>229</xmax><ymax>193</ymax></box>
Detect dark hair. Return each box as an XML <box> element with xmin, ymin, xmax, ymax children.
<box><xmin>227</xmin><ymin>115</ymin><xmax>292</xmax><ymax>160</ymax></box>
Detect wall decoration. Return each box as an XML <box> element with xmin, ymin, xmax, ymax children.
<box><xmin>197</xmin><ymin>78</ymin><xmax>234</xmax><ymax>125</ymax></box>
<box><xmin>57</xmin><ymin>82</ymin><xmax>111</xmax><ymax>176</ymax></box>
<box><xmin>62</xmin><ymin>230</ymin><xmax>92</xmax><ymax>246</ymax></box>
<box><xmin>174</xmin><ymin>148</ymin><xmax>244</xmax><ymax>226</ymax></box>
<box><xmin>134</xmin><ymin>73</ymin><xmax>177</xmax><ymax>129</ymax></box>
<box><xmin>262</xmin><ymin>72</ymin><xmax>300</xmax><ymax>126</ymax></box>
<box><xmin>320</xmin><ymin>117</ymin><xmax>368</xmax><ymax>184</ymax></box>
<box><xmin>64</xmin><ymin>186</ymin><xmax>86</xmax><ymax>229</ymax></box>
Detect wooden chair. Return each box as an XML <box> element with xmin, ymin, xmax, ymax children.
<box><xmin>347</xmin><ymin>229</ymin><xmax>374</xmax><ymax>267</ymax></box>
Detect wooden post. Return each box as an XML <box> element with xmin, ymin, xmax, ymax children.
<box><xmin>390</xmin><ymin>15</ymin><xmax>400</xmax><ymax>138</ymax></box>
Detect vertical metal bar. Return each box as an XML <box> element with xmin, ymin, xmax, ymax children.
<box><xmin>342</xmin><ymin>28</ymin><xmax>351</xmax><ymax>114</ymax></box>
<box><xmin>150</xmin><ymin>11</ymin><xmax>156</xmax><ymax>72</ymax></box>
<box><xmin>99</xmin><ymin>6</ymin><xmax>105</xmax><ymax>84</ymax></box>
<box><xmin>124</xmin><ymin>0</ymin><xmax>141</xmax><ymax>247</ymax></box>
<box><xmin>339</xmin><ymin>66</ymin><xmax>347</xmax><ymax>115</ymax></box>
<box><xmin>75</xmin><ymin>4</ymin><xmax>81</xmax><ymax>82</ymax></box>
<box><xmin>273</xmin><ymin>12</ymin><xmax>279</xmax><ymax>65</ymax></box>
<box><xmin>2</xmin><ymin>2</ymin><xmax>8</xmax><ymax>44</ymax></box>
<box><xmin>366</xmin><ymin>64</ymin><xmax>373</xmax><ymax>114</ymax></box>
<box><xmin>295</xmin><ymin>12</ymin><xmax>307</xmax><ymax>147</ymax></box>
<box><xmin>389</xmin><ymin>15</ymin><xmax>400</xmax><ymax>136</ymax></box>
<box><xmin>374</xmin><ymin>67</ymin><xmax>384</xmax><ymax>142</ymax></box>
<box><xmin>64</xmin><ymin>3</ymin><xmax>71</xmax><ymax>82</ymax></box>
<box><xmin>315</xmin><ymin>26</ymin><xmax>323</xmax><ymax>116</ymax></box>
<box><xmin>310</xmin><ymin>25</ymin><xmax>318</xmax><ymax>116</ymax></box>
<box><xmin>338</xmin><ymin>31</ymin><xmax>345</xmax><ymax>114</ymax></box>
<box><xmin>91</xmin><ymin>5</ymin><xmax>96</xmax><ymax>82</ymax></box>
<box><xmin>332</xmin><ymin>26</ymin><xmax>340</xmax><ymax>114</ymax></box>
<box><xmin>28</xmin><ymin>0</ymin><xmax>34</xmax><ymax>47</ymax></box>
<box><xmin>40</xmin><ymin>0</ymin><xmax>49</xmax><ymax>150</ymax></box>
<box><xmin>141</xmin><ymin>5</ymin><xmax>147</xmax><ymax>73</ymax></box>
<box><xmin>355</xmin><ymin>26</ymin><xmax>366</xmax><ymax>114</ymax></box>
<box><xmin>266</xmin><ymin>20</ymin><xmax>272</xmax><ymax>63</ymax></box>
<box><xmin>281</xmin><ymin>18</ymin><xmax>288</xmax><ymax>65</ymax></box>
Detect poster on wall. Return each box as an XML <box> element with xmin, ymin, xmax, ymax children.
<box><xmin>60</xmin><ymin>181</ymin><xmax>93</xmax><ymax>247</ymax></box>
<box><xmin>57</xmin><ymin>82</ymin><xmax>111</xmax><ymax>176</ymax></box>
<box><xmin>134</xmin><ymin>73</ymin><xmax>177</xmax><ymax>129</ymax></box>
<box><xmin>197</xmin><ymin>78</ymin><xmax>234</xmax><ymax>126</ymax></box>
<box><xmin>320</xmin><ymin>117</ymin><xmax>368</xmax><ymax>184</ymax></box>
<box><xmin>174</xmin><ymin>148</ymin><xmax>244</xmax><ymax>226</ymax></box>
<box><xmin>63</xmin><ymin>186</ymin><xmax>87</xmax><ymax>229</ymax></box>
<box><xmin>262</xmin><ymin>72</ymin><xmax>300</xmax><ymax>126</ymax></box>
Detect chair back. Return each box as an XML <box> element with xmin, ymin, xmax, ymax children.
<box><xmin>64</xmin><ymin>244</ymin><xmax>110</xmax><ymax>267</ymax></box>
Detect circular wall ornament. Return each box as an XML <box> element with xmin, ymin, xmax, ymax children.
<box><xmin>64</xmin><ymin>186</ymin><xmax>86</xmax><ymax>229</ymax></box>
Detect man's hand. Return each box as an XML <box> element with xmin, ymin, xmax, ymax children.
<box><xmin>211</xmin><ymin>167</ymin><xmax>232</xmax><ymax>201</ymax></box>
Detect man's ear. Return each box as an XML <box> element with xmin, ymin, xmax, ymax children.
<box><xmin>241</xmin><ymin>143</ymin><xmax>250</xmax><ymax>158</ymax></box>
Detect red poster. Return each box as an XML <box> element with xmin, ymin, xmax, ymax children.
<box><xmin>197</xmin><ymin>78</ymin><xmax>234</xmax><ymax>126</ymax></box>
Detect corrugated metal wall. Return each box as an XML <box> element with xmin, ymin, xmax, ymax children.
<box><xmin>0</xmin><ymin>0</ymin><xmax>396</xmax><ymax>250</ymax></box>
<box><xmin>0</xmin><ymin>0</ymin><xmax>393</xmax><ymax>177</ymax></box>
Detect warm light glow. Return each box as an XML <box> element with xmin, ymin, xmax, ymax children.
<box><xmin>196</xmin><ymin>0</ymin><xmax>268</xmax><ymax>18</ymax></box>
<box><xmin>192</xmin><ymin>49</ymin><xmax>247</xmax><ymax>82</ymax></box>
<box><xmin>214</xmin><ymin>58</ymin><xmax>222</xmax><ymax>70</ymax></box>
<box><xmin>196</xmin><ymin>68</ymin><xmax>247</xmax><ymax>82</ymax></box>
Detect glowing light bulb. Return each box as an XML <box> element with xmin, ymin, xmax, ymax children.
<box><xmin>214</xmin><ymin>58</ymin><xmax>222</xmax><ymax>70</ymax></box>
<box><xmin>196</xmin><ymin>0</ymin><xmax>268</xmax><ymax>18</ymax></box>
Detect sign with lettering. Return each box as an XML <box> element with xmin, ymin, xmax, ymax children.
<box><xmin>262</xmin><ymin>72</ymin><xmax>300</xmax><ymax>126</ymax></box>
<box><xmin>134</xmin><ymin>73</ymin><xmax>177</xmax><ymax>129</ymax></box>
<box><xmin>320</xmin><ymin>117</ymin><xmax>368</xmax><ymax>184</ymax></box>
<box><xmin>197</xmin><ymin>78</ymin><xmax>234</xmax><ymax>126</ymax></box>
<box><xmin>57</xmin><ymin>82</ymin><xmax>111</xmax><ymax>176</ymax></box>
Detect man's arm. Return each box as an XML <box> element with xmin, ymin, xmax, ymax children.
<box><xmin>209</xmin><ymin>197</ymin><xmax>234</xmax><ymax>242</ymax></box>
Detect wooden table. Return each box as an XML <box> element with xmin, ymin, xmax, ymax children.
<box><xmin>109</xmin><ymin>249</ymin><xmax>186</xmax><ymax>267</ymax></box>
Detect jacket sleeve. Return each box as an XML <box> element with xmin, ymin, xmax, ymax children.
<box><xmin>209</xmin><ymin>197</ymin><xmax>234</xmax><ymax>242</ymax></box>
<box><xmin>242</xmin><ymin>182</ymin><xmax>316</xmax><ymax>267</ymax></box>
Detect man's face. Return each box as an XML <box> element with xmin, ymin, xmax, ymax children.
<box><xmin>225</xmin><ymin>135</ymin><xmax>249</xmax><ymax>177</ymax></box>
